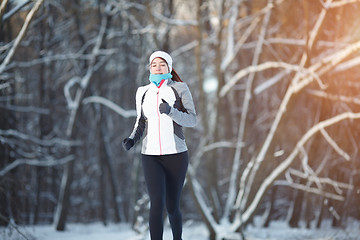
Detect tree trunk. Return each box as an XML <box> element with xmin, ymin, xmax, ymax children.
<box><xmin>99</xmin><ymin>142</ymin><xmax>107</xmax><ymax>226</ymax></box>
<box><xmin>0</xmin><ymin>106</ymin><xmax>11</xmax><ymax>226</ymax></box>
<box><xmin>161</xmin><ymin>0</ymin><xmax>173</xmax><ymax>52</ymax></box>
<box><xmin>262</xmin><ymin>186</ymin><xmax>277</xmax><ymax>227</ymax></box>
<box><xmin>32</xmin><ymin>167</ymin><xmax>42</xmax><ymax>224</ymax></box>
<box><xmin>195</xmin><ymin>0</ymin><xmax>207</xmax><ymax>133</ymax></box>
<box><xmin>54</xmin><ymin>0</ymin><xmax>108</xmax><ymax>230</ymax></box>
<box><xmin>100</xmin><ymin>120</ymin><xmax>122</xmax><ymax>223</ymax></box>
<box><xmin>130</xmin><ymin>155</ymin><xmax>142</xmax><ymax>225</ymax></box>
<box><xmin>315</xmin><ymin>196</ymin><xmax>325</xmax><ymax>228</ymax></box>
<box><xmin>54</xmin><ymin>159</ymin><xmax>75</xmax><ymax>231</ymax></box>
<box><xmin>0</xmin><ymin>2</ymin><xmax>14</xmax><ymax>226</ymax></box>
<box><xmin>288</xmin><ymin>178</ymin><xmax>305</xmax><ymax>228</ymax></box>
<box><xmin>187</xmin><ymin>174</ymin><xmax>216</xmax><ymax>240</ymax></box>
<box><xmin>304</xmin><ymin>192</ymin><xmax>312</xmax><ymax>229</ymax></box>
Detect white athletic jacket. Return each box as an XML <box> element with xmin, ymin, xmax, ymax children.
<box><xmin>128</xmin><ymin>79</ymin><xmax>196</xmax><ymax>155</ymax></box>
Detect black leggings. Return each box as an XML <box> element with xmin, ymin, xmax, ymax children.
<box><xmin>141</xmin><ymin>151</ymin><xmax>188</xmax><ymax>240</ymax></box>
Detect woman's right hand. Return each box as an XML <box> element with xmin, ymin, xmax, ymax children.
<box><xmin>122</xmin><ymin>138</ymin><xmax>135</xmax><ymax>151</ymax></box>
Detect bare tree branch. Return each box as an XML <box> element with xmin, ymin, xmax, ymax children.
<box><xmin>220</xmin><ymin>61</ymin><xmax>307</xmax><ymax>97</ymax></box>
<box><xmin>320</xmin><ymin>128</ymin><xmax>351</xmax><ymax>161</ymax></box>
<box><xmin>0</xmin><ymin>155</ymin><xmax>75</xmax><ymax>177</ymax></box>
<box><xmin>293</xmin><ymin>40</ymin><xmax>360</xmax><ymax>93</ymax></box>
<box><xmin>308</xmin><ymin>89</ymin><xmax>360</xmax><ymax>106</ymax></box>
<box><xmin>334</xmin><ymin>56</ymin><xmax>360</xmax><ymax>72</ymax></box>
<box><xmin>187</xmin><ymin>165</ymin><xmax>218</xmax><ymax>232</ymax></box>
<box><xmin>82</xmin><ymin>96</ymin><xmax>136</xmax><ymax>118</ymax></box>
<box><xmin>234</xmin><ymin>111</ymin><xmax>360</xmax><ymax>228</ymax></box>
<box><xmin>286</xmin><ymin>168</ymin><xmax>353</xmax><ymax>192</ymax></box>
<box><xmin>152</xmin><ymin>11</ymin><xmax>198</xmax><ymax>26</ymax></box>
<box><xmin>328</xmin><ymin>0</ymin><xmax>360</xmax><ymax>8</ymax></box>
<box><xmin>275</xmin><ymin>180</ymin><xmax>344</xmax><ymax>201</ymax></box>
<box><xmin>223</xmin><ymin>0</ymin><xmax>273</xmax><ymax>220</ymax></box>
<box><xmin>233</xmin><ymin>39</ymin><xmax>360</xmax><ymax>221</ymax></box>
<box><xmin>221</xmin><ymin>16</ymin><xmax>260</xmax><ymax>71</ymax></box>
<box><xmin>1</xmin><ymin>0</ymin><xmax>32</xmax><ymax>23</ymax></box>
<box><xmin>0</xmin><ymin>0</ymin><xmax>44</xmax><ymax>74</ymax></box>
<box><xmin>0</xmin><ymin>103</ymin><xmax>49</xmax><ymax>114</ymax></box>
<box><xmin>0</xmin><ymin>0</ymin><xmax>9</xmax><ymax>24</ymax></box>
<box><xmin>3</xmin><ymin>49</ymin><xmax>118</xmax><ymax>71</ymax></box>
<box><xmin>254</xmin><ymin>69</ymin><xmax>291</xmax><ymax>95</ymax></box>
<box><xmin>306</xmin><ymin>0</ymin><xmax>333</xmax><ymax>57</ymax></box>
<box><xmin>0</xmin><ymin>129</ymin><xmax>81</xmax><ymax>147</ymax></box>
<box><xmin>65</xmin><ymin>15</ymin><xmax>108</xmax><ymax>135</ymax></box>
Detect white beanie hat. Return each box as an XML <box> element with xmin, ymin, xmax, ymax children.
<box><xmin>149</xmin><ymin>51</ymin><xmax>173</xmax><ymax>72</ymax></box>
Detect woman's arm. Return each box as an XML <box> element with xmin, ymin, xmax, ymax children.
<box><xmin>168</xmin><ymin>83</ymin><xmax>197</xmax><ymax>128</ymax></box>
<box><xmin>123</xmin><ymin>86</ymin><xmax>148</xmax><ymax>151</ymax></box>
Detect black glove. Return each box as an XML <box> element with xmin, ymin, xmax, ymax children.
<box><xmin>122</xmin><ymin>138</ymin><xmax>134</xmax><ymax>151</ymax></box>
<box><xmin>159</xmin><ymin>99</ymin><xmax>171</xmax><ymax>114</ymax></box>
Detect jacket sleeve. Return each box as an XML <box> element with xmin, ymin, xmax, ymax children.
<box><xmin>128</xmin><ymin>86</ymin><xmax>148</xmax><ymax>144</ymax></box>
<box><xmin>168</xmin><ymin>83</ymin><xmax>197</xmax><ymax>128</ymax></box>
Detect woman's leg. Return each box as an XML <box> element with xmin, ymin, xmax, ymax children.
<box><xmin>162</xmin><ymin>151</ymin><xmax>189</xmax><ymax>240</ymax></box>
<box><xmin>142</xmin><ymin>154</ymin><xmax>166</xmax><ymax>240</ymax></box>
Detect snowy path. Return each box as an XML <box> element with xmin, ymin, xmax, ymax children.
<box><xmin>1</xmin><ymin>219</ymin><xmax>360</xmax><ymax>240</ymax></box>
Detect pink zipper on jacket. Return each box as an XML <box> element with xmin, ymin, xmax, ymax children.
<box><xmin>156</xmin><ymin>90</ymin><xmax>162</xmax><ymax>155</ymax></box>
<box><xmin>156</xmin><ymin>80</ymin><xmax>165</xmax><ymax>155</ymax></box>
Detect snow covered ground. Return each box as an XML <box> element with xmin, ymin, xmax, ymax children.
<box><xmin>1</xmin><ymin>218</ymin><xmax>360</xmax><ymax>240</ymax></box>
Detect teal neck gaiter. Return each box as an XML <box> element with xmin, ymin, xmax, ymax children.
<box><xmin>149</xmin><ymin>73</ymin><xmax>173</xmax><ymax>86</ymax></box>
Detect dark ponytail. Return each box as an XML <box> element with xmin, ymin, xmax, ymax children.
<box><xmin>171</xmin><ymin>68</ymin><xmax>183</xmax><ymax>82</ymax></box>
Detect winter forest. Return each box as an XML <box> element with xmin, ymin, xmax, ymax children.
<box><xmin>1</xmin><ymin>0</ymin><xmax>360</xmax><ymax>239</ymax></box>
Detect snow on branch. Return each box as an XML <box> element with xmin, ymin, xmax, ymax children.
<box><xmin>151</xmin><ymin>11</ymin><xmax>198</xmax><ymax>26</ymax></box>
<box><xmin>334</xmin><ymin>56</ymin><xmax>360</xmax><ymax>72</ymax></box>
<box><xmin>0</xmin><ymin>0</ymin><xmax>44</xmax><ymax>74</ymax></box>
<box><xmin>221</xmin><ymin>16</ymin><xmax>260</xmax><ymax>71</ymax></box>
<box><xmin>307</xmin><ymin>89</ymin><xmax>360</xmax><ymax>105</ymax></box>
<box><xmin>65</xmin><ymin>14</ymin><xmax>108</xmax><ymax>135</ymax></box>
<box><xmin>242</xmin><ymin>38</ymin><xmax>347</xmax><ymax>50</ymax></box>
<box><xmin>0</xmin><ymin>103</ymin><xmax>49</xmax><ymax>114</ymax></box>
<box><xmin>286</xmin><ymin>168</ymin><xmax>353</xmax><ymax>193</ymax></box>
<box><xmin>3</xmin><ymin>49</ymin><xmax>118</xmax><ymax>71</ymax></box>
<box><xmin>0</xmin><ymin>155</ymin><xmax>75</xmax><ymax>177</ymax></box>
<box><xmin>82</xmin><ymin>96</ymin><xmax>136</xmax><ymax>118</ymax></box>
<box><xmin>275</xmin><ymin>180</ymin><xmax>345</xmax><ymax>201</ymax></box>
<box><xmin>0</xmin><ymin>0</ymin><xmax>9</xmax><ymax>22</ymax></box>
<box><xmin>64</xmin><ymin>77</ymin><xmax>81</xmax><ymax>110</ymax></box>
<box><xmin>221</xmin><ymin>2</ymin><xmax>240</xmax><ymax>71</ymax></box>
<box><xmin>222</xmin><ymin>22</ymin><xmax>360</xmax><ymax>99</ymax></box>
<box><xmin>236</xmin><ymin>111</ymin><xmax>360</xmax><ymax>228</ymax></box>
<box><xmin>254</xmin><ymin>69</ymin><xmax>290</xmax><ymax>95</ymax></box>
<box><xmin>224</xmin><ymin>3</ymin><xmax>274</xmax><ymax>222</ymax></box>
<box><xmin>191</xmin><ymin>140</ymin><xmax>236</xmax><ymax>175</ymax></box>
<box><xmin>170</xmin><ymin>41</ymin><xmax>198</xmax><ymax>58</ymax></box>
<box><xmin>187</xmin><ymin>165</ymin><xmax>218</xmax><ymax>231</ymax></box>
<box><xmin>328</xmin><ymin>0</ymin><xmax>360</xmax><ymax>8</ymax></box>
<box><xmin>275</xmin><ymin>166</ymin><xmax>351</xmax><ymax>202</ymax></box>
<box><xmin>1</xmin><ymin>0</ymin><xmax>31</xmax><ymax>22</ymax></box>
<box><xmin>320</xmin><ymin>128</ymin><xmax>351</xmax><ymax>161</ymax></box>
<box><xmin>0</xmin><ymin>129</ymin><xmax>82</xmax><ymax>147</ymax></box>
<box><xmin>234</xmin><ymin>156</ymin><xmax>256</xmax><ymax>210</ymax></box>
<box><xmin>293</xmin><ymin>40</ymin><xmax>360</xmax><ymax>93</ymax></box>
<box><xmin>202</xmin><ymin>141</ymin><xmax>238</xmax><ymax>153</ymax></box>
<box><xmin>220</xmin><ymin>61</ymin><xmax>306</xmax><ymax>97</ymax></box>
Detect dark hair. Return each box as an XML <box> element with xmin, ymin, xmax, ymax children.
<box><xmin>171</xmin><ymin>68</ymin><xmax>183</xmax><ymax>82</ymax></box>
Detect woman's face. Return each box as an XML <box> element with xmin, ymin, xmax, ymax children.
<box><xmin>150</xmin><ymin>57</ymin><xmax>169</xmax><ymax>75</ymax></box>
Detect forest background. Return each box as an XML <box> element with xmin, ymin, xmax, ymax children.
<box><xmin>1</xmin><ymin>0</ymin><xmax>360</xmax><ymax>239</ymax></box>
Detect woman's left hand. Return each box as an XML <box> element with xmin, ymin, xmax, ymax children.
<box><xmin>159</xmin><ymin>99</ymin><xmax>171</xmax><ymax>114</ymax></box>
